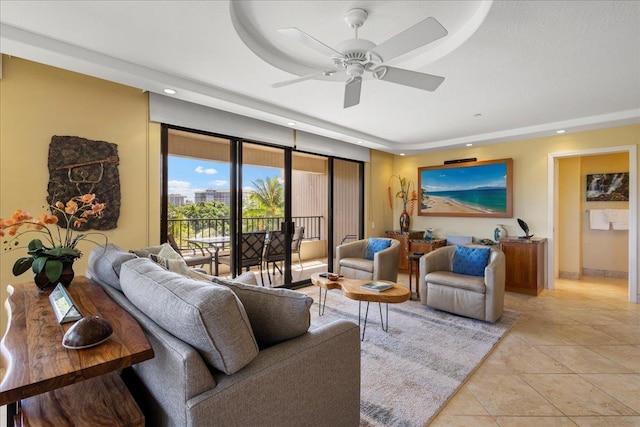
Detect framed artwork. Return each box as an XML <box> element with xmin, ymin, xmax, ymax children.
<box><xmin>586</xmin><ymin>172</ymin><xmax>629</xmax><ymax>201</ymax></box>
<box><xmin>418</xmin><ymin>158</ymin><xmax>513</xmax><ymax>217</ymax></box>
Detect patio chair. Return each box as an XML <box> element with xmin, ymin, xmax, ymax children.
<box><xmin>291</xmin><ymin>226</ymin><xmax>305</xmax><ymax>269</ymax></box>
<box><xmin>167</xmin><ymin>234</ymin><xmax>213</xmax><ymax>273</ymax></box>
<box><xmin>263</xmin><ymin>230</ymin><xmax>286</xmax><ymax>284</ymax></box>
<box><xmin>218</xmin><ymin>231</ymin><xmax>267</xmax><ymax>285</ymax></box>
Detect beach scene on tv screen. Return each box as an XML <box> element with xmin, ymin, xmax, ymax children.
<box><xmin>421</xmin><ymin>163</ymin><xmax>507</xmax><ymax>214</ymax></box>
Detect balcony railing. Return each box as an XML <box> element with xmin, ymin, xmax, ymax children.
<box><xmin>168</xmin><ymin>216</ymin><xmax>322</xmax><ymax>249</ymax></box>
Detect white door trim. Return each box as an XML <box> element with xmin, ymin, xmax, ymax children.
<box><xmin>547</xmin><ymin>145</ymin><xmax>637</xmax><ymax>303</ymax></box>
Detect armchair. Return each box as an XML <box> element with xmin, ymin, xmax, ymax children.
<box><xmin>419</xmin><ymin>245</ymin><xmax>505</xmax><ymax>322</ymax></box>
<box><xmin>336</xmin><ymin>238</ymin><xmax>400</xmax><ymax>282</ymax></box>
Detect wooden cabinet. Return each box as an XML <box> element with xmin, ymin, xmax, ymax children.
<box><xmin>499</xmin><ymin>238</ymin><xmax>547</xmax><ymax>295</ymax></box>
<box><xmin>386</xmin><ymin>231</ymin><xmax>423</xmax><ymax>273</ymax></box>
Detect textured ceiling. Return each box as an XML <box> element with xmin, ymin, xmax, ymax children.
<box><xmin>1</xmin><ymin>0</ymin><xmax>639</xmax><ymax>154</ymax></box>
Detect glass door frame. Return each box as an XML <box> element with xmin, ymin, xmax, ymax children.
<box><xmin>161</xmin><ymin>124</ymin><xmax>365</xmax><ymax>289</ymax></box>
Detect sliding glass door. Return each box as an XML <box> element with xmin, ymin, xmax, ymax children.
<box><xmin>162</xmin><ymin>125</ymin><xmax>361</xmax><ymax>288</ymax></box>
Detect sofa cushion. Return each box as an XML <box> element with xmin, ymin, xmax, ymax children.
<box><xmin>365</xmin><ymin>238</ymin><xmax>392</xmax><ymax>260</ymax></box>
<box><xmin>87</xmin><ymin>244</ymin><xmax>137</xmax><ymax>291</ymax></box>
<box><xmin>120</xmin><ymin>258</ymin><xmax>259</xmax><ymax>374</ymax></box>
<box><xmin>211</xmin><ymin>276</ymin><xmax>313</xmax><ymax>348</ymax></box>
<box><xmin>452</xmin><ymin>246</ymin><xmax>491</xmax><ymax>277</ymax></box>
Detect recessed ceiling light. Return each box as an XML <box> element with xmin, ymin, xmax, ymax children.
<box><xmin>466</xmin><ymin>143</ymin><xmax>473</xmax><ymax>147</ymax></box>
<box><xmin>357</xmin><ymin>141</ymin><xmax>364</xmax><ymax>144</ymax></box>
<box><xmin>399</xmin><ymin>153</ymin><xmax>405</xmax><ymax>156</ymax></box>
<box><xmin>473</xmin><ymin>113</ymin><xmax>482</xmax><ymax>117</ymax></box>
<box><xmin>163</xmin><ymin>88</ymin><xmax>177</xmax><ymax>95</ymax></box>
<box><xmin>287</xmin><ymin>122</ymin><xmax>296</xmax><ymax>126</ymax></box>
<box><xmin>556</xmin><ymin>129</ymin><xmax>566</xmax><ymax>134</ymax></box>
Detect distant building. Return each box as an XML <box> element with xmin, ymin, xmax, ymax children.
<box><xmin>168</xmin><ymin>194</ymin><xmax>186</xmax><ymax>206</ymax></box>
<box><xmin>194</xmin><ymin>189</ymin><xmax>252</xmax><ymax>205</ymax></box>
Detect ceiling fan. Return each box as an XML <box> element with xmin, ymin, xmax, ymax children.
<box><xmin>272</xmin><ymin>8</ymin><xmax>448</xmax><ymax>108</ymax></box>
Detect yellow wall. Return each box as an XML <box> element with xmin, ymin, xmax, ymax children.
<box><xmin>0</xmin><ymin>56</ymin><xmax>161</xmax><ymax>335</ymax></box>
<box><xmin>365</xmin><ymin>150</ymin><xmax>395</xmax><ymax>238</ymax></box>
<box><xmin>558</xmin><ymin>157</ymin><xmax>582</xmax><ymax>277</ymax></box>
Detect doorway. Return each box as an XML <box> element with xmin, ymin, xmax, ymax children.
<box><xmin>548</xmin><ymin>145</ymin><xmax>638</xmax><ymax>303</ymax></box>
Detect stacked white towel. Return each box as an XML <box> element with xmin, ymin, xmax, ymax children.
<box><xmin>607</xmin><ymin>209</ymin><xmax>629</xmax><ymax>230</ymax></box>
<box><xmin>588</xmin><ymin>209</ymin><xmax>630</xmax><ymax>230</ymax></box>
<box><xmin>589</xmin><ymin>209</ymin><xmax>610</xmax><ymax>230</ymax></box>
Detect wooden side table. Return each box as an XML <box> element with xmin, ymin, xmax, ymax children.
<box><xmin>0</xmin><ymin>276</ymin><xmax>154</xmax><ymax>426</ymax></box>
<box><xmin>407</xmin><ymin>239</ymin><xmax>446</xmax><ymax>300</ymax></box>
<box><xmin>385</xmin><ymin>231</ymin><xmax>424</xmax><ymax>273</ymax></box>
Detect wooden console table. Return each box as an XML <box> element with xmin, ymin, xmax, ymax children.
<box><xmin>0</xmin><ymin>276</ymin><xmax>154</xmax><ymax>426</ymax></box>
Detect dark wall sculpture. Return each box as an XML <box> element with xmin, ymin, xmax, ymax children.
<box><xmin>47</xmin><ymin>135</ymin><xmax>120</xmax><ymax>230</ymax></box>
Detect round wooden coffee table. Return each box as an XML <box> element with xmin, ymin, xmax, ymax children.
<box><xmin>310</xmin><ymin>273</ymin><xmax>410</xmax><ymax>340</ymax></box>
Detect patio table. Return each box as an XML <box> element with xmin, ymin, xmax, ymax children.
<box><xmin>186</xmin><ymin>236</ymin><xmax>231</xmax><ymax>276</ymax></box>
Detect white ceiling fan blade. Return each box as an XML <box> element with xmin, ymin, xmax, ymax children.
<box><xmin>373</xmin><ymin>66</ymin><xmax>444</xmax><ymax>91</ymax></box>
<box><xmin>271</xmin><ymin>70</ymin><xmax>338</xmax><ymax>88</ymax></box>
<box><xmin>344</xmin><ymin>77</ymin><xmax>362</xmax><ymax>108</ymax></box>
<box><xmin>278</xmin><ymin>28</ymin><xmax>344</xmax><ymax>58</ymax></box>
<box><xmin>369</xmin><ymin>17</ymin><xmax>448</xmax><ymax>63</ymax></box>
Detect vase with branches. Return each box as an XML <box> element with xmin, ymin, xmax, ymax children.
<box><xmin>387</xmin><ymin>175</ymin><xmax>418</xmax><ymax>232</ymax></box>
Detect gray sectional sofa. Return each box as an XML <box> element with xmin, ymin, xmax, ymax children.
<box><xmin>87</xmin><ymin>244</ymin><xmax>361</xmax><ymax>427</ymax></box>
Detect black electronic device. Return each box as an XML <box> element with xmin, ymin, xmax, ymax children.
<box><xmin>444</xmin><ymin>158</ymin><xmax>477</xmax><ymax>165</ymax></box>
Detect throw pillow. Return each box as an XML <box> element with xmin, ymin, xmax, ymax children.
<box><xmin>211</xmin><ymin>277</ymin><xmax>313</xmax><ymax>348</ymax></box>
<box><xmin>452</xmin><ymin>246</ymin><xmax>491</xmax><ymax>277</ymax></box>
<box><xmin>129</xmin><ymin>244</ymin><xmax>164</xmax><ymax>258</ymax></box>
<box><xmin>365</xmin><ymin>238</ymin><xmax>392</xmax><ymax>260</ymax></box>
<box><xmin>149</xmin><ymin>253</ymin><xmax>189</xmax><ymax>276</ymax></box>
<box><xmin>157</xmin><ymin>243</ymin><xmax>188</xmax><ymax>274</ymax></box>
<box><xmin>120</xmin><ymin>258</ymin><xmax>259</xmax><ymax>374</ymax></box>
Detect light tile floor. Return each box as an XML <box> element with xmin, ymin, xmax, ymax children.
<box><xmin>427</xmin><ymin>276</ymin><xmax>640</xmax><ymax>427</ymax></box>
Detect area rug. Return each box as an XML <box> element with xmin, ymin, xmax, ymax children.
<box><xmin>302</xmin><ymin>287</ymin><xmax>520</xmax><ymax>427</ymax></box>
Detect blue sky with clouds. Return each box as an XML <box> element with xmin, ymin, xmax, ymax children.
<box><xmin>168</xmin><ymin>156</ymin><xmax>282</xmax><ymax>202</ymax></box>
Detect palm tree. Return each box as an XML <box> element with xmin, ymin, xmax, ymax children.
<box><xmin>249</xmin><ymin>176</ymin><xmax>283</xmax><ymax>217</ymax></box>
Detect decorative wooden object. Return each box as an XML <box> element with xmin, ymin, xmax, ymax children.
<box><xmin>499</xmin><ymin>238</ymin><xmax>547</xmax><ymax>295</ymax></box>
<box><xmin>47</xmin><ymin>135</ymin><xmax>120</xmax><ymax>230</ymax></box>
<box><xmin>385</xmin><ymin>231</ymin><xmax>423</xmax><ymax>273</ymax></box>
<box><xmin>0</xmin><ymin>277</ymin><xmax>153</xmax><ymax>426</ymax></box>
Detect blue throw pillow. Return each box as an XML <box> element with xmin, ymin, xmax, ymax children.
<box><xmin>452</xmin><ymin>246</ymin><xmax>491</xmax><ymax>277</ymax></box>
<box><xmin>364</xmin><ymin>238</ymin><xmax>392</xmax><ymax>260</ymax></box>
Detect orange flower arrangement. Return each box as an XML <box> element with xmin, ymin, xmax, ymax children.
<box><xmin>0</xmin><ymin>194</ymin><xmax>107</xmax><ymax>284</ymax></box>
<box><xmin>387</xmin><ymin>175</ymin><xmax>418</xmax><ymax>216</ymax></box>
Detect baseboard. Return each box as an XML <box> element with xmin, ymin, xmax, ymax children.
<box><xmin>582</xmin><ymin>268</ymin><xmax>628</xmax><ymax>279</ymax></box>
<box><xmin>559</xmin><ymin>271</ymin><xmax>581</xmax><ymax>280</ymax></box>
